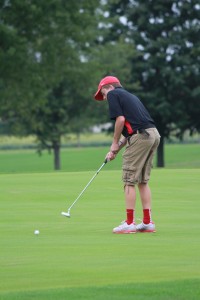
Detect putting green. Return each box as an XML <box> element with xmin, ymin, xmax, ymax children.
<box><xmin>0</xmin><ymin>169</ymin><xmax>200</xmax><ymax>299</ymax></box>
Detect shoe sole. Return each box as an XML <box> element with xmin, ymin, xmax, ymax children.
<box><xmin>136</xmin><ymin>230</ymin><xmax>156</xmax><ymax>233</ymax></box>
<box><xmin>113</xmin><ymin>230</ymin><xmax>136</xmax><ymax>234</ymax></box>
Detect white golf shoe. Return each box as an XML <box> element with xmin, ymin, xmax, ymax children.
<box><xmin>113</xmin><ymin>221</ymin><xmax>136</xmax><ymax>234</ymax></box>
<box><xmin>136</xmin><ymin>222</ymin><xmax>156</xmax><ymax>233</ymax></box>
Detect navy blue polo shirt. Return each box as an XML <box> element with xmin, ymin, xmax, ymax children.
<box><xmin>107</xmin><ymin>87</ymin><xmax>155</xmax><ymax>138</ymax></box>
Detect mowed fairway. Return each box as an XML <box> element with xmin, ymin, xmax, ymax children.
<box><xmin>0</xmin><ymin>168</ymin><xmax>200</xmax><ymax>299</ymax></box>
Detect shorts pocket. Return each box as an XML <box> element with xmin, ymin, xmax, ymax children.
<box><xmin>122</xmin><ymin>165</ymin><xmax>137</xmax><ymax>184</ymax></box>
<box><xmin>142</xmin><ymin>163</ymin><xmax>153</xmax><ymax>183</ymax></box>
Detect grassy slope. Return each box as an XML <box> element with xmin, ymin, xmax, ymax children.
<box><xmin>0</xmin><ymin>169</ymin><xmax>200</xmax><ymax>299</ymax></box>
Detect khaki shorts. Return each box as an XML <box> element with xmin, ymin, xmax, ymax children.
<box><xmin>122</xmin><ymin>128</ymin><xmax>160</xmax><ymax>185</ymax></box>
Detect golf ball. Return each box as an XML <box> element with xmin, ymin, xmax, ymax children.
<box><xmin>34</xmin><ymin>230</ymin><xmax>40</xmax><ymax>235</ymax></box>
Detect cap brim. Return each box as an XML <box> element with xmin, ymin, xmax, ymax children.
<box><xmin>94</xmin><ymin>88</ymin><xmax>104</xmax><ymax>101</ymax></box>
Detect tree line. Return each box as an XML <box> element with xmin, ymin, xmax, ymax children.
<box><xmin>0</xmin><ymin>0</ymin><xmax>199</xmax><ymax>169</ymax></box>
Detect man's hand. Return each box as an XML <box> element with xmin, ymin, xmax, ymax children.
<box><xmin>105</xmin><ymin>141</ymin><xmax>120</xmax><ymax>161</ymax></box>
<box><xmin>110</xmin><ymin>141</ymin><xmax>120</xmax><ymax>154</ymax></box>
<box><xmin>105</xmin><ymin>151</ymin><xmax>116</xmax><ymax>161</ymax></box>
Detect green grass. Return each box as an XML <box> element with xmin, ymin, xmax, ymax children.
<box><xmin>1</xmin><ymin>280</ymin><xmax>200</xmax><ymax>300</ymax></box>
<box><xmin>0</xmin><ymin>144</ymin><xmax>199</xmax><ymax>298</ymax></box>
<box><xmin>0</xmin><ymin>169</ymin><xmax>200</xmax><ymax>299</ymax></box>
<box><xmin>165</xmin><ymin>144</ymin><xmax>200</xmax><ymax>168</ymax></box>
<box><xmin>0</xmin><ymin>143</ymin><xmax>199</xmax><ymax>174</ymax></box>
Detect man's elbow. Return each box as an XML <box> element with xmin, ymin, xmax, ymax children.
<box><xmin>116</xmin><ymin>116</ymin><xmax>125</xmax><ymax>124</ymax></box>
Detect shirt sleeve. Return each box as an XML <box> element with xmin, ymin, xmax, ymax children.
<box><xmin>107</xmin><ymin>92</ymin><xmax>123</xmax><ymax>120</ymax></box>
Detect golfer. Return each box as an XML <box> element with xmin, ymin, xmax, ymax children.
<box><xmin>94</xmin><ymin>76</ymin><xmax>160</xmax><ymax>233</ymax></box>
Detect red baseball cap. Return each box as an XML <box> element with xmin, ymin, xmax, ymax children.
<box><xmin>94</xmin><ymin>76</ymin><xmax>121</xmax><ymax>100</ymax></box>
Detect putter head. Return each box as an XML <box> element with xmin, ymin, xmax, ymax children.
<box><xmin>61</xmin><ymin>211</ymin><xmax>70</xmax><ymax>218</ymax></box>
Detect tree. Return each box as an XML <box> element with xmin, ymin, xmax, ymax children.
<box><xmin>0</xmin><ymin>0</ymin><xmax>102</xmax><ymax>170</ymax></box>
<box><xmin>104</xmin><ymin>0</ymin><xmax>200</xmax><ymax>166</ymax></box>
<box><xmin>30</xmin><ymin>65</ymin><xmax>100</xmax><ymax>170</ymax></box>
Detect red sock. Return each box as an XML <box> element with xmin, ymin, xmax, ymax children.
<box><xmin>126</xmin><ymin>209</ymin><xmax>134</xmax><ymax>225</ymax></box>
<box><xmin>143</xmin><ymin>209</ymin><xmax>151</xmax><ymax>224</ymax></box>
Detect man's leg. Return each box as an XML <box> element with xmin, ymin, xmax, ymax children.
<box><xmin>124</xmin><ymin>185</ymin><xmax>136</xmax><ymax>225</ymax></box>
<box><xmin>112</xmin><ymin>185</ymin><xmax>136</xmax><ymax>233</ymax></box>
<box><xmin>138</xmin><ymin>183</ymin><xmax>152</xmax><ymax>224</ymax></box>
<box><xmin>138</xmin><ymin>182</ymin><xmax>151</xmax><ymax>209</ymax></box>
<box><xmin>136</xmin><ymin>129</ymin><xmax>160</xmax><ymax>232</ymax></box>
<box><xmin>125</xmin><ymin>184</ymin><xmax>136</xmax><ymax>209</ymax></box>
<box><xmin>137</xmin><ymin>182</ymin><xmax>155</xmax><ymax>232</ymax></box>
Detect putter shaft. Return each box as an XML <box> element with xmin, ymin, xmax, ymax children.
<box><xmin>64</xmin><ymin>159</ymin><xmax>107</xmax><ymax>215</ymax></box>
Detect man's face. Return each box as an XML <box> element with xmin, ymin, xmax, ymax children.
<box><xmin>100</xmin><ymin>85</ymin><xmax>114</xmax><ymax>100</ymax></box>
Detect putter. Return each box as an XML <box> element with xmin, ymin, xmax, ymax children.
<box><xmin>61</xmin><ymin>159</ymin><xmax>108</xmax><ymax>218</ymax></box>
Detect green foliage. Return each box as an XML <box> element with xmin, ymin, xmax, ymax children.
<box><xmin>1</xmin><ymin>0</ymin><xmax>199</xmax><ymax>169</ymax></box>
<box><xmin>0</xmin><ymin>0</ymin><xmax>103</xmax><ymax>169</ymax></box>
<box><xmin>107</xmin><ymin>0</ymin><xmax>200</xmax><ymax>138</ymax></box>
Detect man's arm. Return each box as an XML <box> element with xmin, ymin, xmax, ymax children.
<box><xmin>118</xmin><ymin>136</ymin><xmax>127</xmax><ymax>150</ymax></box>
<box><xmin>110</xmin><ymin>116</ymin><xmax>125</xmax><ymax>153</ymax></box>
<box><xmin>105</xmin><ymin>116</ymin><xmax>127</xmax><ymax>161</ymax></box>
